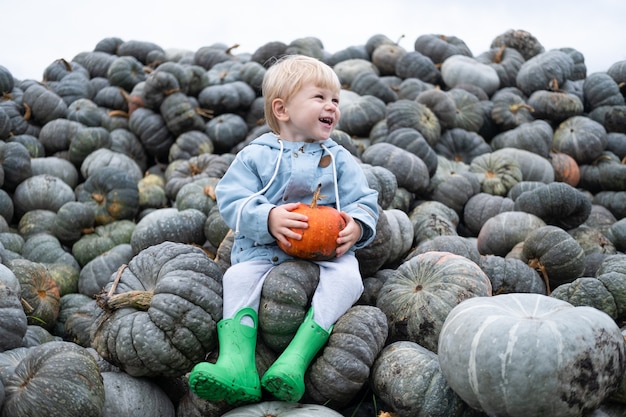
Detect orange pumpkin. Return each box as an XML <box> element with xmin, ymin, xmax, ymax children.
<box><xmin>549</xmin><ymin>151</ymin><xmax>580</xmax><ymax>187</ymax></box>
<box><xmin>278</xmin><ymin>184</ymin><xmax>346</xmax><ymax>261</ymax></box>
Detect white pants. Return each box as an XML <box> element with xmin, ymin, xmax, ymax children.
<box><xmin>222</xmin><ymin>255</ymin><xmax>364</xmax><ymax>330</ymax></box>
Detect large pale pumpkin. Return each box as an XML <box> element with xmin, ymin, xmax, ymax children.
<box><xmin>222</xmin><ymin>401</ymin><xmax>343</xmax><ymax>417</ymax></box>
<box><xmin>438</xmin><ymin>293</ymin><xmax>626</xmax><ymax>417</ymax></box>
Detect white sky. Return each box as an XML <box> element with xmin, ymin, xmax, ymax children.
<box><xmin>1</xmin><ymin>0</ymin><xmax>625</xmax><ymax>81</ymax></box>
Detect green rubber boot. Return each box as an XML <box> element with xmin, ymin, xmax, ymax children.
<box><xmin>188</xmin><ymin>308</ymin><xmax>261</xmax><ymax>405</ymax></box>
<box><xmin>261</xmin><ymin>308</ymin><xmax>331</xmax><ymax>402</ymax></box>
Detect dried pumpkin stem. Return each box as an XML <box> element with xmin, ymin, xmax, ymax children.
<box><xmin>96</xmin><ymin>264</ymin><xmax>150</xmax><ymax>313</ymax></box>
<box><xmin>310</xmin><ymin>183</ymin><xmax>327</xmax><ymax>209</ymax></box>
<box><xmin>103</xmin><ymin>290</ymin><xmax>154</xmax><ymax>311</ymax></box>
<box><xmin>528</xmin><ymin>258</ymin><xmax>551</xmax><ymax>294</ymax></box>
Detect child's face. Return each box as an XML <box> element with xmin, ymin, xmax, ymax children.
<box><xmin>275</xmin><ymin>81</ymin><xmax>341</xmax><ymax>142</ymax></box>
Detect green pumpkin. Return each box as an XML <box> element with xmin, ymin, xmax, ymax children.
<box><xmin>515</xmin><ymin>49</ymin><xmax>574</xmax><ymax>95</ymax></box>
<box><xmin>434</xmin><ymin>127</ymin><xmax>491</xmax><ymax>164</ymax></box>
<box><xmin>376</xmin><ymin>251</ymin><xmax>492</xmax><ymax>352</ymax></box>
<box><xmin>361</xmin><ymin>142</ymin><xmax>430</xmax><ymax>194</ymax></box>
<box><xmin>409</xmin><ymin>200</ymin><xmax>459</xmax><ymax>246</ymax></box>
<box><xmin>371</xmin><ymin>340</ymin><xmax>478</xmax><ymax>417</ymax></box>
<box><xmin>348</xmin><ymin>71</ymin><xmax>398</xmax><ymax>103</ymax></box>
<box><xmin>305</xmin><ymin>305</ymin><xmax>388</xmax><ymax>407</ymax></box>
<box><xmin>204</xmin><ymin>112</ymin><xmax>249</xmax><ymax>154</ymax></box>
<box><xmin>107</xmin><ymin>55</ymin><xmax>148</xmax><ymax>92</ymax></box>
<box><xmin>66</xmin><ymin>97</ymin><xmax>102</xmax><ymax>126</ymax></box>
<box><xmin>0</xmin><ymin>280</ymin><xmax>28</xmax><ymax>351</ymax></box>
<box><xmin>101</xmin><ymin>371</ymin><xmax>175</xmax><ymax>416</ymax></box>
<box><xmin>22</xmin><ymin>82</ymin><xmax>68</xmax><ymax>125</ymax></box>
<box><xmin>513</xmin><ymin>181</ymin><xmax>591</xmax><ymax>230</ymax></box>
<box><xmin>463</xmin><ymin>192</ymin><xmax>515</xmax><ymax>237</ymax></box>
<box><xmin>520</xmin><ymin>225</ymin><xmax>585</xmax><ymax>294</ymax></box>
<box><xmin>469</xmin><ymin>152</ymin><xmax>523</xmax><ymax>196</ymax></box>
<box><xmin>130</xmin><ymin>207</ymin><xmax>206</xmax><ymax>254</ymax></box>
<box><xmin>438</xmin><ymin>293</ymin><xmax>626</xmax><ymax>417</ymax></box>
<box><xmin>337</xmin><ymin>94</ymin><xmax>387</xmax><ymax>137</ymax></box>
<box><xmin>258</xmin><ymin>260</ymin><xmax>320</xmax><ymax>352</ymax></box>
<box><xmin>8</xmin><ymin>258</ymin><xmax>60</xmax><ymax>331</ymax></box>
<box><xmin>90</xmin><ymin>241</ymin><xmax>223</xmax><ymax>377</ymax></box>
<box><xmin>552</xmin><ymin>115</ymin><xmax>608</xmax><ymax>165</ymax></box>
<box><xmin>12</xmin><ymin>174</ymin><xmax>75</xmax><ymax>219</ymax></box>
<box><xmin>0</xmin><ymin>341</ymin><xmax>105</xmax><ymax>417</ymax></box>
<box><xmin>75</xmin><ymin>166</ymin><xmax>139</xmax><ymax>225</ymax></box>
<box><xmin>72</xmin><ymin>220</ymin><xmax>135</xmax><ymax>267</ymax></box>
<box><xmin>527</xmin><ymin>88</ymin><xmax>584</xmax><ymax>124</ymax></box>
<box><xmin>386</xmin><ymin>99</ymin><xmax>441</xmax><ymax>147</ymax></box>
<box><xmin>479</xmin><ymin>254</ymin><xmax>547</xmax><ymax>295</ymax></box>
<box><xmin>160</xmin><ymin>92</ymin><xmax>205</xmax><ymax>136</ymax></box>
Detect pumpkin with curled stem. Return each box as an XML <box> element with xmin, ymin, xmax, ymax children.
<box><xmin>438</xmin><ymin>293</ymin><xmax>626</xmax><ymax>417</ymax></box>
<box><xmin>90</xmin><ymin>241</ymin><xmax>223</xmax><ymax>377</ymax></box>
<box><xmin>277</xmin><ymin>184</ymin><xmax>346</xmax><ymax>261</ymax></box>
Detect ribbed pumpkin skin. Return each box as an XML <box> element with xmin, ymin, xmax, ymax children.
<box><xmin>520</xmin><ymin>225</ymin><xmax>585</xmax><ymax>292</ymax></box>
<box><xmin>9</xmin><ymin>258</ymin><xmax>60</xmax><ymax>331</ymax></box>
<box><xmin>376</xmin><ymin>251</ymin><xmax>492</xmax><ymax>352</ymax></box>
<box><xmin>305</xmin><ymin>305</ymin><xmax>388</xmax><ymax>407</ymax></box>
<box><xmin>101</xmin><ymin>371</ymin><xmax>175</xmax><ymax>416</ymax></box>
<box><xmin>0</xmin><ymin>281</ymin><xmax>28</xmax><ymax>351</ymax></box>
<box><xmin>371</xmin><ymin>340</ymin><xmax>477</xmax><ymax>417</ymax></box>
<box><xmin>222</xmin><ymin>401</ymin><xmax>343</xmax><ymax>417</ymax></box>
<box><xmin>90</xmin><ymin>241</ymin><xmax>223</xmax><ymax>377</ymax></box>
<box><xmin>259</xmin><ymin>260</ymin><xmax>320</xmax><ymax>351</ymax></box>
<box><xmin>0</xmin><ymin>341</ymin><xmax>105</xmax><ymax>417</ymax></box>
<box><xmin>438</xmin><ymin>293</ymin><xmax>626</xmax><ymax>417</ymax></box>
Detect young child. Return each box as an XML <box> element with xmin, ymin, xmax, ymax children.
<box><xmin>189</xmin><ymin>54</ymin><xmax>379</xmax><ymax>405</ymax></box>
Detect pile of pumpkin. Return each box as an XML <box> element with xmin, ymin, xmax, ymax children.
<box><xmin>1</xmin><ymin>28</ymin><xmax>626</xmax><ymax>417</ymax></box>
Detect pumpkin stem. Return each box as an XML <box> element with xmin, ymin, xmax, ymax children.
<box><xmin>310</xmin><ymin>183</ymin><xmax>327</xmax><ymax>209</ymax></box>
<box><xmin>99</xmin><ymin>290</ymin><xmax>154</xmax><ymax>312</ymax></box>
<box><xmin>23</xmin><ymin>102</ymin><xmax>32</xmax><ymax>121</ymax></box>
<box><xmin>20</xmin><ymin>297</ymin><xmax>34</xmax><ymax>313</ymax></box>
<box><xmin>195</xmin><ymin>107</ymin><xmax>214</xmax><ymax>119</ymax></box>
<box><xmin>95</xmin><ymin>263</ymin><xmax>154</xmax><ymax>312</ymax></box>
<box><xmin>494</xmin><ymin>44</ymin><xmax>506</xmax><ymax>63</ymax></box>
<box><xmin>527</xmin><ymin>258</ymin><xmax>551</xmax><ymax>294</ymax></box>
<box><xmin>548</xmin><ymin>78</ymin><xmax>560</xmax><ymax>92</ymax></box>
<box><xmin>225</xmin><ymin>44</ymin><xmax>240</xmax><ymax>54</ymax></box>
<box><xmin>509</xmin><ymin>103</ymin><xmax>535</xmax><ymax>113</ymax></box>
<box><xmin>108</xmin><ymin>109</ymin><xmax>129</xmax><ymax>118</ymax></box>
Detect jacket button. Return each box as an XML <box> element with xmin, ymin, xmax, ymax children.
<box><xmin>272</xmin><ymin>256</ymin><xmax>279</xmax><ymax>262</ymax></box>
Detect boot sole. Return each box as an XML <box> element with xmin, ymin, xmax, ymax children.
<box><xmin>190</xmin><ymin>371</ymin><xmax>261</xmax><ymax>405</ymax></box>
<box><xmin>261</xmin><ymin>374</ymin><xmax>302</xmax><ymax>402</ymax></box>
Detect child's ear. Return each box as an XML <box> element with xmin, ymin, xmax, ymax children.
<box><xmin>272</xmin><ymin>98</ymin><xmax>289</xmax><ymax>121</ymax></box>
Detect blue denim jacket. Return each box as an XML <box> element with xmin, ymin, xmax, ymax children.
<box><xmin>215</xmin><ymin>132</ymin><xmax>379</xmax><ymax>265</ymax></box>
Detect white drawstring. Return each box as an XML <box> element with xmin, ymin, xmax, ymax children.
<box><xmin>234</xmin><ymin>139</ymin><xmax>340</xmax><ymax>235</ymax></box>
<box><xmin>321</xmin><ymin>143</ymin><xmax>341</xmax><ymax>212</ymax></box>
<box><xmin>235</xmin><ymin>138</ymin><xmax>284</xmax><ymax>235</ymax></box>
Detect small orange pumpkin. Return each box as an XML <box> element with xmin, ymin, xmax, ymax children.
<box><xmin>278</xmin><ymin>184</ymin><xmax>346</xmax><ymax>261</ymax></box>
<box><xmin>549</xmin><ymin>151</ymin><xmax>580</xmax><ymax>187</ymax></box>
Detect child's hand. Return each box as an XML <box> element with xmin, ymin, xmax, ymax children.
<box><xmin>335</xmin><ymin>212</ymin><xmax>362</xmax><ymax>257</ymax></box>
<box><xmin>268</xmin><ymin>203</ymin><xmax>308</xmax><ymax>248</ymax></box>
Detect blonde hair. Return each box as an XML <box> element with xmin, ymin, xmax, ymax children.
<box><xmin>262</xmin><ymin>55</ymin><xmax>341</xmax><ymax>134</ymax></box>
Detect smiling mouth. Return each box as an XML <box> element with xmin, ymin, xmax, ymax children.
<box><xmin>320</xmin><ymin>117</ymin><xmax>333</xmax><ymax>125</ymax></box>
